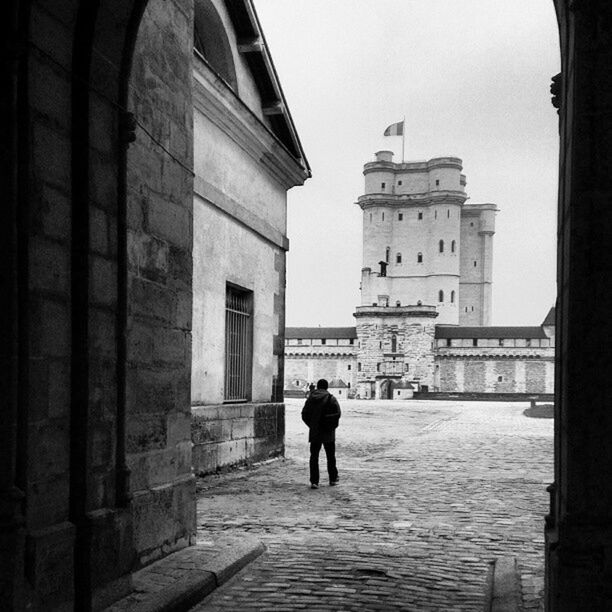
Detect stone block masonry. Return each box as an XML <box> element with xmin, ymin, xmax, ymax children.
<box><xmin>192</xmin><ymin>403</ymin><xmax>285</xmax><ymax>475</ymax></box>
<box><xmin>125</xmin><ymin>0</ymin><xmax>196</xmax><ymax>574</ymax></box>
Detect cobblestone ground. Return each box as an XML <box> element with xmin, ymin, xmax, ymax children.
<box><xmin>191</xmin><ymin>400</ymin><xmax>553</xmax><ymax>611</ymax></box>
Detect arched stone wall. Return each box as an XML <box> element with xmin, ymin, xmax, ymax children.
<box><xmin>0</xmin><ymin>0</ymin><xmax>195</xmax><ymax>609</ymax></box>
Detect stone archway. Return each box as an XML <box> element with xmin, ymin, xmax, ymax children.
<box><xmin>0</xmin><ymin>1</ymin><xmax>195</xmax><ymax>609</ymax></box>
<box><xmin>2</xmin><ymin>1</ymin><xmax>612</xmax><ymax>609</ymax></box>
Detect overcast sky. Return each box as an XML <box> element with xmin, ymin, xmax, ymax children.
<box><xmin>254</xmin><ymin>0</ymin><xmax>560</xmax><ymax>327</ymax></box>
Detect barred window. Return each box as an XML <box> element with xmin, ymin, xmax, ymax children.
<box><xmin>224</xmin><ymin>284</ymin><xmax>253</xmax><ymax>402</ymax></box>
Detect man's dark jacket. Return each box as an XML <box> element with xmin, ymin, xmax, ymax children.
<box><xmin>301</xmin><ymin>389</ymin><xmax>341</xmax><ymax>443</ymax></box>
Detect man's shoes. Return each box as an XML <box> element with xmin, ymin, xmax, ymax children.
<box><xmin>310</xmin><ymin>483</ymin><xmax>319</xmax><ymax>489</ymax></box>
<box><xmin>329</xmin><ymin>479</ymin><xmax>339</xmax><ymax>486</ymax></box>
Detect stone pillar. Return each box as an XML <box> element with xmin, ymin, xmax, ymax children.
<box><xmin>546</xmin><ymin>2</ymin><xmax>612</xmax><ymax>609</ymax></box>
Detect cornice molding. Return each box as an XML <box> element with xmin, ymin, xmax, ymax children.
<box><xmin>356</xmin><ymin>191</ymin><xmax>467</xmax><ymax>210</ymax></box>
<box><xmin>193</xmin><ymin>65</ymin><xmax>309</xmax><ymax>190</ymax></box>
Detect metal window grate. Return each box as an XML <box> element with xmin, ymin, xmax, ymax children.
<box><xmin>224</xmin><ymin>285</ymin><xmax>253</xmax><ymax>402</ymax></box>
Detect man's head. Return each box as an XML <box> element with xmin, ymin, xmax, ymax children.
<box><xmin>316</xmin><ymin>379</ymin><xmax>328</xmax><ymax>390</ymax></box>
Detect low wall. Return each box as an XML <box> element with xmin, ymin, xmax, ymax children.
<box><xmin>412</xmin><ymin>392</ymin><xmax>554</xmax><ymax>402</ymax></box>
<box><xmin>191</xmin><ymin>403</ymin><xmax>284</xmax><ymax>475</ymax></box>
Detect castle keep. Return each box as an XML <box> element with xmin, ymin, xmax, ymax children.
<box><xmin>285</xmin><ymin>152</ymin><xmax>554</xmax><ymax>398</ymax></box>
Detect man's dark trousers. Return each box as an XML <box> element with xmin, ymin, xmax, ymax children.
<box><xmin>310</xmin><ymin>440</ymin><xmax>338</xmax><ymax>485</ymax></box>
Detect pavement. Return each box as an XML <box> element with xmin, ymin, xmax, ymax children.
<box><xmin>188</xmin><ymin>399</ymin><xmax>553</xmax><ymax>611</ymax></box>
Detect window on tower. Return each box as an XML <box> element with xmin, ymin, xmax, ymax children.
<box><xmin>451</xmin><ymin>240</ymin><xmax>456</xmax><ymax>253</ymax></box>
<box><xmin>447</xmin><ymin>209</ymin><xmax>450</xmax><ymax>218</ymax></box>
<box><xmin>450</xmin><ymin>290</ymin><xmax>455</xmax><ymax>303</ymax></box>
<box><xmin>398</xmin><ymin>180</ymin><xmax>402</xmax><ymax>186</ymax></box>
<box><xmin>446</xmin><ymin>338</ymin><xmax>451</xmax><ymax>347</ymax></box>
<box><xmin>382</xmin><ymin>212</ymin><xmax>385</xmax><ymax>221</ymax></box>
<box><xmin>385</xmin><ymin>247</ymin><xmax>390</xmax><ymax>263</ymax></box>
<box><xmin>396</xmin><ymin>253</ymin><xmax>402</xmax><ymax>264</ymax></box>
<box><xmin>435</xmin><ymin>210</ymin><xmax>438</xmax><ymax>219</ymax></box>
<box><xmin>418</xmin><ymin>211</ymin><xmax>423</xmax><ymax>220</ymax></box>
<box><xmin>417</xmin><ymin>252</ymin><xmax>423</xmax><ymax>263</ymax></box>
<box><xmin>398</xmin><ymin>213</ymin><xmax>403</xmax><ymax>221</ymax></box>
<box><xmin>435</xmin><ymin>179</ymin><xmax>440</xmax><ymax>187</ymax></box>
<box><xmin>473</xmin><ymin>260</ymin><xmax>477</xmax><ymax>267</ymax></box>
<box><xmin>381</xmin><ymin>182</ymin><xmax>386</xmax><ymax>190</ymax></box>
<box><xmin>438</xmin><ymin>290</ymin><xmax>444</xmax><ymax>302</ymax></box>
<box><xmin>439</xmin><ymin>240</ymin><xmax>444</xmax><ymax>253</ymax></box>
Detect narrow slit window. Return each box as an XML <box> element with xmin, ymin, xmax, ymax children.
<box><xmin>396</xmin><ymin>253</ymin><xmax>402</xmax><ymax>264</ymax></box>
<box><xmin>417</xmin><ymin>252</ymin><xmax>423</xmax><ymax>263</ymax></box>
<box><xmin>438</xmin><ymin>290</ymin><xmax>444</xmax><ymax>302</ymax></box>
<box><xmin>451</xmin><ymin>240</ymin><xmax>456</xmax><ymax>253</ymax></box>
<box><xmin>439</xmin><ymin>240</ymin><xmax>444</xmax><ymax>253</ymax></box>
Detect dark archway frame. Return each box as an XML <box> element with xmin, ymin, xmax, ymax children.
<box><xmin>2</xmin><ymin>1</ymin><xmax>612</xmax><ymax>610</ymax></box>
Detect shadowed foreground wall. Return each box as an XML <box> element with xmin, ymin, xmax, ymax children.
<box><xmin>126</xmin><ymin>0</ymin><xmax>196</xmax><ymax>568</ymax></box>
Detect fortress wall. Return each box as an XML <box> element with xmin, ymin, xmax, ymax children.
<box><xmin>437</xmin><ymin>354</ymin><xmax>554</xmax><ymax>393</ymax></box>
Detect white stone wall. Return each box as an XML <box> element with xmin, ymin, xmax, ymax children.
<box><xmin>191</xmin><ymin>26</ymin><xmax>307</xmax><ymax>406</ymax></box>
<box><xmin>192</xmin><ymin>199</ymin><xmax>282</xmax><ymax>403</ymax></box>
<box><xmin>284</xmin><ymin>345</ymin><xmax>357</xmax><ymax>389</ymax></box>
<box><xmin>459</xmin><ymin>205</ymin><xmax>496</xmax><ymax>325</ymax></box>
<box><xmin>435</xmin><ymin>344</ymin><xmax>555</xmax><ymax>393</ymax></box>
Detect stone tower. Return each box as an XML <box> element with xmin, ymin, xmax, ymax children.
<box><xmin>357</xmin><ymin>151</ymin><xmax>496</xmax><ymax>326</ymax></box>
<box><xmin>353</xmin><ymin>151</ymin><xmax>497</xmax><ymax>398</ymax></box>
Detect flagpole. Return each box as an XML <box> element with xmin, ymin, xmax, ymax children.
<box><xmin>402</xmin><ymin>116</ymin><xmax>405</xmax><ymax>162</ymax></box>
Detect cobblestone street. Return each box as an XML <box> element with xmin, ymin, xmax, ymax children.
<box><xmin>191</xmin><ymin>399</ymin><xmax>553</xmax><ymax>611</ymax></box>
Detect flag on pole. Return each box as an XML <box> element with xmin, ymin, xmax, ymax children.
<box><xmin>383</xmin><ymin>120</ymin><xmax>404</xmax><ymax>136</ymax></box>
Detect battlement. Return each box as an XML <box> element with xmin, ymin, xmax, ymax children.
<box><xmin>362</xmin><ymin>153</ymin><xmax>465</xmax><ymax>197</ymax></box>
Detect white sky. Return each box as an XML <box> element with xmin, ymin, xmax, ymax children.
<box><xmin>254</xmin><ymin>0</ymin><xmax>560</xmax><ymax>327</ymax></box>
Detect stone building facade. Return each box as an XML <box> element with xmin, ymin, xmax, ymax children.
<box><xmin>285</xmin><ymin>155</ymin><xmax>554</xmax><ymax>398</ymax></box>
<box><xmin>189</xmin><ymin>0</ymin><xmax>309</xmax><ymax>474</ymax></box>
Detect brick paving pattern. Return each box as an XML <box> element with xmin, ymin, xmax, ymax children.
<box><xmin>192</xmin><ymin>400</ymin><xmax>552</xmax><ymax>611</ymax></box>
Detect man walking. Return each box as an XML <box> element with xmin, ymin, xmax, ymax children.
<box><xmin>301</xmin><ymin>379</ymin><xmax>341</xmax><ymax>489</ymax></box>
